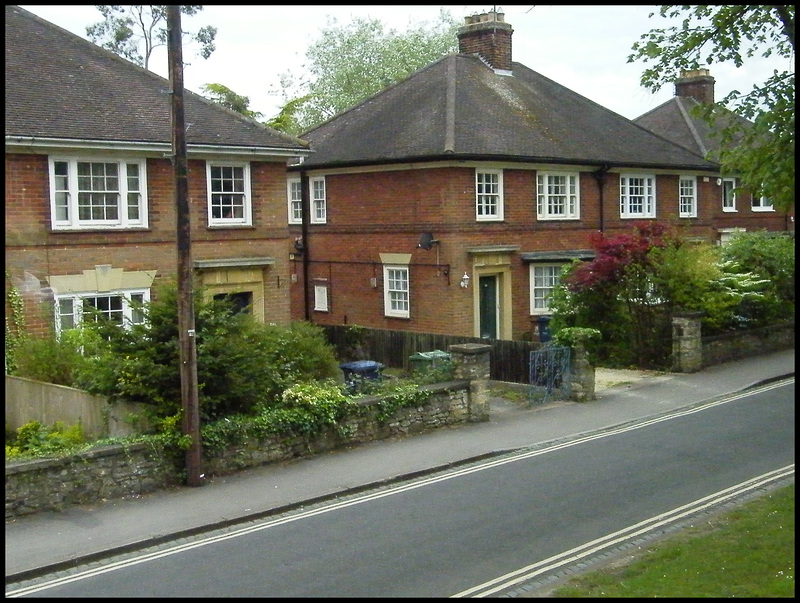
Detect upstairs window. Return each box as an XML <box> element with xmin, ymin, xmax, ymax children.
<box><xmin>678</xmin><ymin>176</ymin><xmax>697</xmax><ymax>218</ymax></box>
<box><xmin>721</xmin><ymin>178</ymin><xmax>737</xmax><ymax>212</ymax></box>
<box><xmin>476</xmin><ymin>169</ymin><xmax>503</xmax><ymax>221</ymax></box>
<box><xmin>537</xmin><ymin>172</ymin><xmax>580</xmax><ymax>220</ymax></box>
<box><xmin>620</xmin><ymin>174</ymin><xmax>656</xmax><ymax>218</ymax></box>
<box><xmin>287</xmin><ymin>178</ymin><xmax>303</xmax><ymax>224</ymax></box>
<box><xmin>287</xmin><ymin>176</ymin><xmax>326</xmax><ymax>225</ymax></box>
<box><xmin>50</xmin><ymin>157</ymin><xmax>148</xmax><ymax>230</ymax></box>
<box><xmin>207</xmin><ymin>163</ymin><xmax>251</xmax><ymax>226</ymax></box>
<box><xmin>311</xmin><ymin>177</ymin><xmax>327</xmax><ymax>224</ymax></box>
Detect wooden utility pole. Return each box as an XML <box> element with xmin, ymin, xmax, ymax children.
<box><xmin>167</xmin><ymin>5</ymin><xmax>203</xmax><ymax>487</ymax></box>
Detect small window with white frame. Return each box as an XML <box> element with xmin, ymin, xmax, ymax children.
<box><xmin>678</xmin><ymin>175</ymin><xmax>697</xmax><ymax>218</ymax></box>
<box><xmin>619</xmin><ymin>174</ymin><xmax>656</xmax><ymax>218</ymax></box>
<box><xmin>207</xmin><ymin>162</ymin><xmax>251</xmax><ymax>226</ymax></box>
<box><xmin>529</xmin><ymin>264</ymin><xmax>563</xmax><ymax>314</ymax></box>
<box><xmin>286</xmin><ymin>176</ymin><xmax>326</xmax><ymax>224</ymax></box>
<box><xmin>752</xmin><ymin>194</ymin><xmax>774</xmax><ymax>212</ymax></box>
<box><xmin>287</xmin><ymin>178</ymin><xmax>303</xmax><ymax>224</ymax></box>
<box><xmin>313</xmin><ymin>283</ymin><xmax>329</xmax><ymax>312</ymax></box>
<box><xmin>721</xmin><ymin>178</ymin><xmax>737</xmax><ymax>212</ymax></box>
<box><xmin>536</xmin><ymin>172</ymin><xmax>580</xmax><ymax>220</ymax></box>
<box><xmin>311</xmin><ymin>176</ymin><xmax>327</xmax><ymax>223</ymax></box>
<box><xmin>55</xmin><ymin>289</ymin><xmax>149</xmax><ymax>334</ymax></box>
<box><xmin>475</xmin><ymin>169</ymin><xmax>504</xmax><ymax>221</ymax></box>
<box><xmin>383</xmin><ymin>265</ymin><xmax>409</xmax><ymax>318</ymax></box>
<box><xmin>49</xmin><ymin>157</ymin><xmax>148</xmax><ymax>230</ymax></box>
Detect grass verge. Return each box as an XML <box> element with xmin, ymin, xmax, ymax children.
<box><xmin>546</xmin><ymin>483</ymin><xmax>794</xmax><ymax>598</ymax></box>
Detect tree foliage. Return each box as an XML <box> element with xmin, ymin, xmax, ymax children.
<box><xmin>86</xmin><ymin>5</ymin><xmax>217</xmax><ymax>70</ymax></box>
<box><xmin>273</xmin><ymin>10</ymin><xmax>460</xmax><ymax>134</ymax></box>
<box><xmin>200</xmin><ymin>83</ymin><xmax>264</xmax><ymax>120</ymax></box>
<box><xmin>12</xmin><ymin>280</ymin><xmax>341</xmax><ymax>422</ymax></box>
<box><xmin>628</xmin><ymin>5</ymin><xmax>795</xmax><ymax>212</ymax></box>
<box><xmin>548</xmin><ymin>223</ymin><xmax>785</xmax><ymax>369</ymax></box>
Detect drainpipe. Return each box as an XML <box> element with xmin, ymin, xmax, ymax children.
<box><xmin>591</xmin><ymin>164</ymin><xmax>611</xmax><ymax>233</ymax></box>
<box><xmin>300</xmin><ymin>170</ymin><xmax>311</xmax><ymax>321</ymax></box>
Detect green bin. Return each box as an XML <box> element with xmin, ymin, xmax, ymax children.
<box><xmin>409</xmin><ymin>350</ymin><xmax>451</xmax><ymax>373</ymax></box>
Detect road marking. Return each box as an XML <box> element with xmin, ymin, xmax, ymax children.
<box><xmin>6</xmin><ymin>379</ymin><xmax>793</xmax><ymax>597</ymax></box>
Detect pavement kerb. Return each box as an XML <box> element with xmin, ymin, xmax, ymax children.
<box><xmin>6</xmin><ymin>363</ymin><xmax>794</xmax><ymax>586</ymax></box>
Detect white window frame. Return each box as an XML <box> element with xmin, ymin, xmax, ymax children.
<box><xmin>310</xmin><ymin>176</ymin><xmax>327</xmax><ymax>224</ymax></box>
<box><xmin>721</xmin><ymin>178</ymin><xmax>737</xmax><ymax>212</ymax></box>
<box><xmin>752</xmin><ymin>194</ymin><xmax>774</xmax><ymax>212</ymax></box>
<box><xmin>286</xmin><ymin>176</ymin><xmax>326</xmax><ymax>225</ymax></box>
<box><xmin>313</xmin><ymin>283</ymin><xmax>329</xmax><ymax>312</ymax></box>
<box><xmin>529</xmin><ymin>264</ymin><xmax>563</xmax><ymax>315</ymax></box>
<box><xmin>287</xmin><ymin>178</ymin><xmax>303</xmax><ymax>224</ymax></box>
<box><xmin>55</xmin><ymin>289</ymin><xmax>149</xmax><ymax>334</ymax></box>
<box><xmin>207</xmin><ymin>162</ymin><xmax>252</xmax><ymax>226</ymax></box>
<box><xmin>536</xmin><ymin>172</ymin><xmax>580</xmax><ymax>220</ymax></box>
<box><xmin>49</xmin><ymin>157</ymin><xmax>148</xmax><ymax>230</ymax></box>
<box><xmin>475</xmin><ymin>169</ymin><xmax>504</xmax><ymax>221</ymax></box>
<box><xmin>678</xmin><ymin>175</ymin><xmax>697</xmax><ymax>218</ymax></box>
<box><xmin>619</xmin><ymin>174</ymin><xmax>656</xmax><ymax>218</ymax></box>
<box><xmin>383</xmin><ymin>265</ymin><xmax>410</xmax><ymax>318</ymax></box>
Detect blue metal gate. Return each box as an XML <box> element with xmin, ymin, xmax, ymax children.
<box><xmin>529</xmin><ymin>345</ymin><xmax>571</xmax><ymax>405</ymax></box>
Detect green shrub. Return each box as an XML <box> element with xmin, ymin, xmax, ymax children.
<box><xmin>5</xmin><ymin>420</ymin><xmax>88</xmax><ymax>460</ymax></box>
<box><xmin>71</xmin><ymin>280</ymin><xmax>341</xmax><ymax>422</ymax></box>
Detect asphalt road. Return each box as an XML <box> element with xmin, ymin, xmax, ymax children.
<box><xmin>7</xmin><ymin>379</ymin><xmax>793</xmax><ymax>598</ymax></box>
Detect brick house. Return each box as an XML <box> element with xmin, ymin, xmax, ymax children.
<box><xmin>5</xmin><ymin>6</ymin><xmax>310</xmax><ymax>339</ymax></box>
<box><xmin>634</xmin><ymin>67</ymin><xmax>794</xmax><ymax>243</ymax></box>
<box><xmin>287</xmin><ymin>10</ymin><xmax>790</xmax><ymax>341</ymax></box>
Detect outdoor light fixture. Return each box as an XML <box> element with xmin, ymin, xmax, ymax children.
<box><xmin>460</xmin><ymin>272</ymin><xmax>470</xmax><ymax>288</ymax></box>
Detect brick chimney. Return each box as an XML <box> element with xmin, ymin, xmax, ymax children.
<box><xmin>457</xmin><ymin>10</ymin><xmax>513</xmax><ymax>72</ymax></box>
<box><xmin>675</xmin><ymin>68</ymin><xmax>716</xmax><ymax>105</ymax></box>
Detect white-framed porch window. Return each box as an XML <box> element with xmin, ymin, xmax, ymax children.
<box><xmin>55</xmin><ymin>289</ymin><xmax>149</xmax><ymax>334</ymax></box>
<box><xmin>529</xmin><ymin>264</ymin><xmax>563</xmax><ymax>314</ymax></box>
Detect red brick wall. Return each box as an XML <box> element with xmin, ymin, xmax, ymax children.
<box><xmin>289</xmin><ymin>165</ymin><xmax>791</xmax><ymax>339</ymax></box>
<box><xmin>5</xmin><ymin>152</ymin><xmax>293</xmax><ymax>333</ymax></box>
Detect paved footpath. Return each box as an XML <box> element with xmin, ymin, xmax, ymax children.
<box><xmin>5</xmin><ymin>349</ymin><xmax>795</xmax><ymax>582</ymax></box>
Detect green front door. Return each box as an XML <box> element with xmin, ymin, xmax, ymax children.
<box><xmin>479</xmin><ymin>275</ymin><xmax>498</xmax><ymax>339</ymax></box>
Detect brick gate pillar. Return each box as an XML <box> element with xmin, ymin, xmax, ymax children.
<box><xmin>448</xmin><ymin>343</ymin><xmax>491</xmax><ymax>422</ymax></box>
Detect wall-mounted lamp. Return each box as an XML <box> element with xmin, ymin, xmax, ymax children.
<box><xmin>460</xmin><ymin>272</ymin><xmax>470</xmax><ymax>288</ymax></box>
<box><xmin>716</xmin><ymin>178</ymin><xmax>723</xmax><ymax>186</ymax></box>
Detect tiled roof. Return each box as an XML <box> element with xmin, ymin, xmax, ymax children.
<box><xmin>298</xmin><ymin>53</ymin><xmax>719</xmax><ymax>172</ymax></box>
<box><xmin>5</xmin><ymin>6</ymin><xmax>308</xmax><ymax>154</ymax></box>
<box><xmin>634</xmin><ymin>96</ymin><xmax>753</xmax><ymax>161</ymax></box>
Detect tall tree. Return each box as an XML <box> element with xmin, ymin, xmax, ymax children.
<box><xmin>200</xmin><ymin>83</ymin><xmax>263</xmax><ymax>121</ymax></box>
<box><xmin>274</xmin><ymin>9</ymin><xmax>459</xmax><ymax>134</ymax></box>
<box><xmin>86</xmin><ymin>5</ymin><xmax>217</xmax><ymax>70</ymax></box>
<box><xmin>628</xmin><ymin>5</ymin><xmax>795</xmax><ymax>212</ymax></box>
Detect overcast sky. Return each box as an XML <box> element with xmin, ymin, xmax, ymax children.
<box><xmin>20</xmin><ymin>5</ymin><xmax>787</xmax><ymax>121</ymax></box>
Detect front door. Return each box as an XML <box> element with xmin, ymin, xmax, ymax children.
<box><xmin>479</xmin><ymin>275</ymin><xmax>498</xmax><ymax>339</ymax></box>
